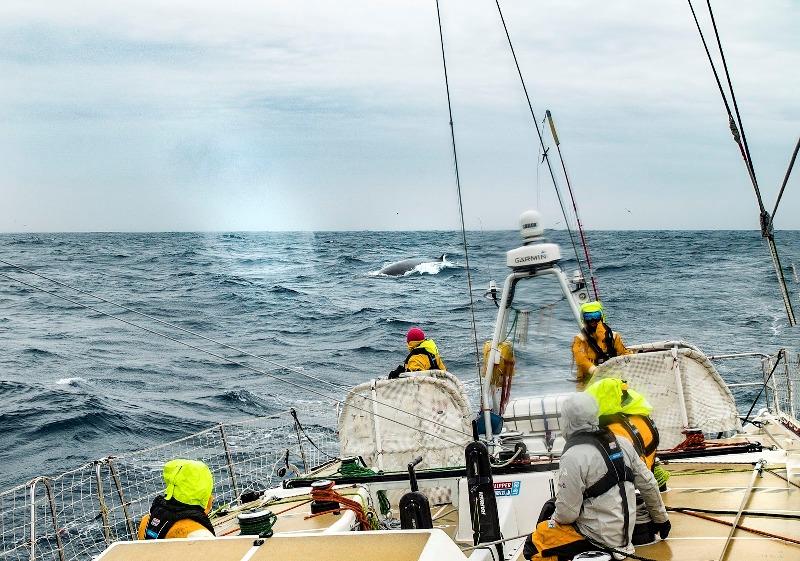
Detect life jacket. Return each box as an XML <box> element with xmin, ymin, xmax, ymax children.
<box><xmin>404</xmin><ymin>340</ymin><xmax>443</xmax><ymax>371</ymax></box>
<box><xmin>143</xmin><ymin>495</ymin><xmax>215</xmax><ymax>540</ymax></box>
<box><xmin>582</xmin><ymin>322</ymin><xmax>617</xmax><ymax>364</ymax></box>
<box><xmin>561</xmin><ymin>429</ymin><xmax>634</xmax><ymax>546</ymax></box>
<box><xmin>599</xmin><ymin>413</ymin><xmax>660</xmax><ymax>471</ymax></box>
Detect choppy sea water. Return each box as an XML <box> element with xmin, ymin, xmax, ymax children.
<box><xmin>1</xmin><ymin>230</ymin><xmax>799</xmax><ymax>490</ymax></box>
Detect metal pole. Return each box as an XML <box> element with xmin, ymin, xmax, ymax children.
<box><xmin>94</xmin><ymin>462</ymin><xmax>112</xmax><ymax>544</ymax></box>
<box><xmin>108</xmin><ymin>459</ymin><xmax>136</xmax><ymax>539</ymax></box>
<box><xmin>672</xmin><ymin>345</ymin><xmax>691</xmax><ymax>428</ymax></box>
<box><xmin>42</xmin><ymin>479</ymin><xmax>66</xmax><ymax>561</ymax></box>
<box><xmin>218</xmin><ymin>425</ymin><xmax>241</xmax><ymax>500</ymax></box>
<box><xmin>29</xmin><ymin>479</ymin><xmax>37</xmax><ymax>561</ymax></box>
<box><xmin>783</xmin><ymin>350</ymin><xmax>794</xmax><ymax>419</ymax></box>
<box><xmin>717</xmin><ymin>460</ymin><xmax>764</xmax><ymax>561</ymax></box>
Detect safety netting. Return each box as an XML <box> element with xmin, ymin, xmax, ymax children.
<box><xmin>338</xmin><ymin>371</ymin><xmax>473</xmax><ymax>471</ymax></box>
<box><xmin>593</xmin><ymin>341</ymin><xmax>741</xmax><ymax>447</ymax></box>
<box><xmin>0</xmin><ymin>411</ymin><xmax>339</xmax><ymax>561</ymax></box>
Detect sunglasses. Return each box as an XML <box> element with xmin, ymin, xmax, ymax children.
<box><xmin>582</xmin><ymin>311</ymin><xmax>602</xmax><ymax>321</ymax></box>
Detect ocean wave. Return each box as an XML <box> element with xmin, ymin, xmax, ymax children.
<box><xmin>339</xmin><ymin>255</ymin><xmax>368</xmax><ymax>264</ymax></box>
<box><xmin>269</xmin><ymin>285</ymin><xmax>303</xmax><ymax>295</ymax></box>
<box><xmin>208</xmin><ymin>389</ymin><xmax>281</xmax><ymax>417</ymax></box>
<box><xmin>218</xmin><ymin>276</ymin><xmax>254</xmax><ymax>286</ymax></box>
<box><xmin>23</xmin><ymin>347</ymin><xmax>56</xmax><ymax>356</ymax></box>
<box><xmin>55</xmin><ymin>377</ymin><xmax>87</xmax><ymax>386</ymax></box>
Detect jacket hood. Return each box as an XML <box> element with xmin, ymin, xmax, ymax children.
<box><xmin>407</xmin><ymin>339</ymin><xmax>438</xmax><ymax>355</ymax></box>
<box><xmin>561</xmin><ymin>392</ymin><xmax>599</xmax><ymax>438</ymax></box>
<box><xmin>585</xmin><ymin>377</ymin><xmax>653</xmax><ymax>417</ymax></box>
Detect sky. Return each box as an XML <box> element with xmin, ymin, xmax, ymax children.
<box><xmin>0</xmin><ymin>0</ymin><xmax>798</xmax><ymax>232</ymax></box>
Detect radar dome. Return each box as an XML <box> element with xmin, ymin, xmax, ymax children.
<box><xmin>520</xmin><ymin>210</ymin><xmax>544</xmax><ymax>243</ymax></box>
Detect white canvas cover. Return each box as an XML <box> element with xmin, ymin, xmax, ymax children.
<box><xmin>337</xmin><ymin>371</ymin><xmax>473</xmax><ymax>471</ymax></box>
<box><xmin>593</xmin><ymin>341</ymin><xmax>742</xmax><ymax>447</ymax></box>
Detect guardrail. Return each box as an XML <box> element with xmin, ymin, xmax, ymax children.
<box><xmin>709</xmin><ymin>349</ymin><xmax>799</xmax><ymax>424</ymax></box>
<box><xmin>0</xmin><ymin>411</ymin><xmax>339</xmax><ymax>561</ymax></box>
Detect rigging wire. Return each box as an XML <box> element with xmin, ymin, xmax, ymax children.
<box><xmin>687</xmin><ymin>0</ymin><xmax>796</xmax><ymax>326</ymax></box>
<box><xmin>0</xmin><ymin>269</ymin><xmax>471</xmax><ymax>444</ymax></box>
<box><xmin>492</xmin><ymin>0</ymin><xmax>589</xmax><ymax>292</ymax></box>
<box><xmin>704</xmin><ymin>0</ymin><xmax>759</xmax><ymax>196</ymax></box>
<box><xmin>771</xmin><ymin>136</ymin><xmax>800</xmax><ymax>223</ymax></box>
<box><xmin>433</xmin><ymin>0</ymin><xmax>483</xmax><ymax>389</ymax></box>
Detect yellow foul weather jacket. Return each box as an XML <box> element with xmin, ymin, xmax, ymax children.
<box><xmin>572</xmin><ymin>322</ymin><xmax>632</xmax><ymax>385</ymax></box>
<box><xmin>405</xmin><ymin>339</ymin><xmax>447</xmax><ymax>372</ymax></box>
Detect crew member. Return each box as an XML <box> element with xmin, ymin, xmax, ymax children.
<box><xmin>523</xmin><ymin>393</ymin><xmax>669</xmax><ymax>560</ymax></box>
<box><xmin>586</xmin><ymin>377</ymin><xmax>670</xmax><ymax>544</ymax></box>
<box><xmin>138</xmin><ymin>459</ymin><xmax>216</xmax><ymax>540</ymax></box>
<box><xmin>585</xmin><ymin>378</ymin><xmax>660</xmax><ymax>471</ymax></box>
<box><xmin>388</xmin><ymin>327</ymin><xmax>447</xmax><ymax>378</ymax></box>
<box><xmin>572</xmin><ymin>301</ymin><xmax>632</xmax><ymax>387</ymax></box>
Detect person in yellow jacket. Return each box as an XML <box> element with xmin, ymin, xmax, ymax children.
<box><xmin>585</xmin><ymin>378</ymin><xmax>662</xmax><ymax>472</ymax></box>
<box><xmin>388</xmin><ymin>327</ymin><xmax>447</xmax><ymax>378</ymax></box>
<box><xmin>585</xmin><ymin>378</ymin><xmax>671</xmax><ymax>545</ymax></box>
<box><xmin>571</xmin><ymin>301</ymin><xmax>632</xmax><ymax>387</ymax></box>
<box><xmin>137</xmin><ymin>459</ymin><xmax>216</xmax><ymax>540</ymax></box>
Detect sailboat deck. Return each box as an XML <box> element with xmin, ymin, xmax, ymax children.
<box><xmin>637</xmin><ymin>459</ymin><xmax>800</xmax><ymax>560</ymax></box>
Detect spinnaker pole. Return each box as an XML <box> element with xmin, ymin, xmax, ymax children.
<box><xmin>545</xmin><ymin>110</ymin><xmax>600</xmax><ymax>301</ymax></box>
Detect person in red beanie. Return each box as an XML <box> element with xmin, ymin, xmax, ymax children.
<box><xmin>388</xmin><ymin>327</ymin><xmax>447</xmax><ymax>378</ymax></box>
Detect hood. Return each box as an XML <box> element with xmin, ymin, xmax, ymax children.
<box><xmin>585</xmin><ymin>377</ymin><xmax>653</xmax><ymax>417</ymax></box>
<box><xmin>163</xmin><ymin>459</ymin><xmax>214</xmax><ymax>509</ymax></box>
<box><xmin>408</xmin><ymin>339</ymin><xmax>438</xmax><ymax>355</ymax></box>
<box><xmin>561</xmin><ymin>392</ymin><xmax>599</xmax><ymax>439</ymax></box>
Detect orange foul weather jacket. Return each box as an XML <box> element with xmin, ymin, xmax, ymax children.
<box><xmin>571</xmin><ymin>322</ymin><xmax>632</xmax><ymax>385</ymax></box>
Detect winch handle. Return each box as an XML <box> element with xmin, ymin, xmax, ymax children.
<box><xmin>408</xmin><ymin>456</ymin><xmax>423</xmax><ymax>492</ymax></box>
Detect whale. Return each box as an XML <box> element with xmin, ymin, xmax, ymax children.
<box><xmin>378</xmin><ymin>255</ymin><xmax>445</xmax><ymax>276</ymax></box>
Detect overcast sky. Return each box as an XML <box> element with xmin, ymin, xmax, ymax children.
<box><xmin>1</xmin><ymin>1</ymin><xmax>798</xmax><ymax>232</ymax></box>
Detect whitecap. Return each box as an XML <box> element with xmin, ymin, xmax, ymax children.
<box><xmin>56</xmin><ymin>377</ymin><xmax>86</xmax><ymax>386</ymax></box>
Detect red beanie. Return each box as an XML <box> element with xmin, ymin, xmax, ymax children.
<box><xmin>406</xmin><ymin>327</ymin><xmax>425</xmax><ymax>343</ymax></box>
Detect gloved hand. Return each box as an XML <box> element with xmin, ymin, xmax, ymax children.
<box><xmin>388</xmin><ymin>365</ymin><xmax>405</xmax><ymax>379</ymax></box>
<box><xmin>653</xmin><ymin>519</ymin><xmax>671</xmax><ymax>539</ymax></box>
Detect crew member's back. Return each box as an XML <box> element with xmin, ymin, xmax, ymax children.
<box><xmin>137</xmin><ymin>458</ymin><xmax>216</xmax><ymax>540</ymax></box>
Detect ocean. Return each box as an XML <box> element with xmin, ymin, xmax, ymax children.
<box><xmin>1</xmin><ymin>229</ymin><xmax>799</xmax><ymax>490</ymax></box>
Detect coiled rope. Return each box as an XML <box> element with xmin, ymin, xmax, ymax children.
<box><xmin>304</xmin><ymin>485</ymin><xmax>376</xmax><ymax>530</ymax></box>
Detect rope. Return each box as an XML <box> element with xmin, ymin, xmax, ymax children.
<box><xmin>492</xmin><ymin>0</ymin><xmax>589</xmax><ymax>286</ymax></box>
<box><xmin>303</xmin><ymin>486</ymin><xmax>375</xmax><ymax>530</ymax></box>
<box><xmin>667</xmin><ymin>506</ymin><xmax>800</xmax><ymax>521</ymax></box>
<box><xmin>337</xmin><ymin>461</ymin><xmax>377</xmax><ymax>478</ymax></box>
<box><xmin>671</xmin><ymin>507</ymin><xmax>800</xmax><ymax>546</ymax></box>
<box><xmin>432</xmin><ymin>0</ymin><xmax>484</xmax><ymax>394</ymax></box>
<box><xmin>0</xmin><ymin>269</ymin><xmax>472</xmax><ymax>445</ymax></box>
<box><xmin>741</xmin><ymin>350</ymin><xmax>784</xmax><ymax>426</ymax></box>
<box><xmin>290</xmin><ymin>409</ymin><xmax>339</xmax><ymax>461</ymax></box>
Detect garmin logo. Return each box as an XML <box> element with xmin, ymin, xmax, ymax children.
<box><xmin>514</xmin><ymin>251</ymin><xmax>549</xmax><ymax>264</ymax></box>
